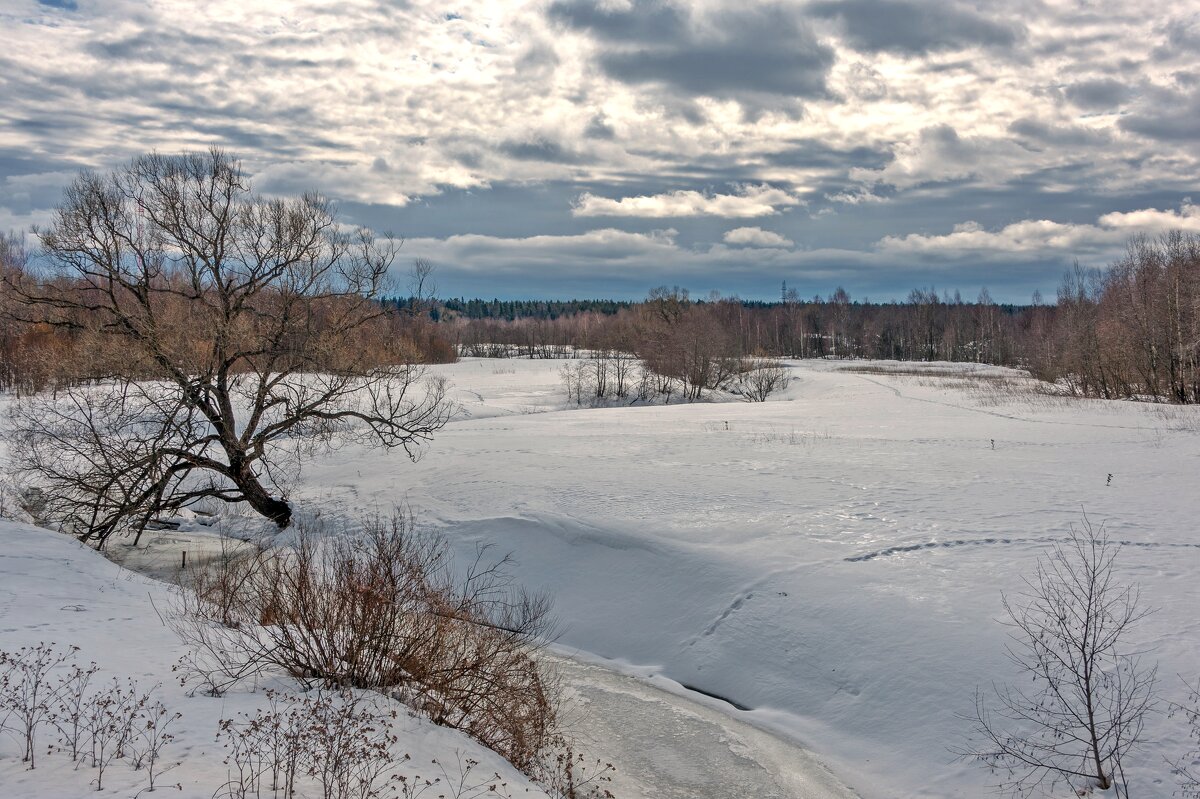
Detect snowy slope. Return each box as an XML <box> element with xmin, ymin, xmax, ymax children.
<box><xmin>298</xmin><ymin>358</ymin><xmax>1200</xmax><ymax>799</ymax></box>
<box><xmin>0</xmin><ymin>520</ymin><xmax>548</xmax><ymax>798</ymax></box>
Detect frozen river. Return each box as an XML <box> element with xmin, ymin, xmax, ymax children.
<box><xmin>548</xmin><ymin>651</ymin><xmax>859</xmax><ymax>799</ymax></box>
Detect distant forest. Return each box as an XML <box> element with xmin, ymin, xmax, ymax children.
<box><xmin>405</xmin><ymin>233</ymin><xmax>1200</xmax><ymax>404</ymax></box>
<box><xmin>4</xmin><ymin>232</ymin><xmax>1198</xmax><ymax>404</ymax></box>
<box><xmin>384</xmin><ymin>297</ymin><xmax>635</xmax><ymax>321</ymax></box>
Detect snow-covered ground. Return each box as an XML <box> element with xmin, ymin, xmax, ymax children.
<box><xmin>298</xmin><ymin>358</ymin><xmax>1200</xmax><ymax>799</ymax></box>
<box><xmin>3</xmin><ymin>358</ymin><xmax>1198</xmax><ymax>798</ymax></box>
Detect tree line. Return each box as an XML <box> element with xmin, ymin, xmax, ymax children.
<box><xmin>385</xmin><ymin>296</ymin><xmax>633</xmax><ymax>321</ymax></box>
<box><xmin>435</xmin><ymin>234</ymin><xmax>1200</xmax><ymax>404</ymax></box>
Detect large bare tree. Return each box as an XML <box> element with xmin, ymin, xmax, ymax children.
<box><xmin>5</xmin><ymin>148</ymin><xmax>453</xmax><ymax>543</ymax></box>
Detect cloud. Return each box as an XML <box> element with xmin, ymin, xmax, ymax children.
<box><xmin>825</xmin><ymin>188</ymin><xmax>887</xmax><ymax>205</ymax></box>
<box><xmin>548</xmin><ymin>0</ymin><xmax>834</xmax><ymax>113</ymax></box>
<box><xmin>583</xmin><ymin>114</ymin><xmax>616</xmax><ymax>140</ymax></box>
<box><xmin>1063</xmin><ymin>77</ymin><xmax>1132</xmax><ymax>109</ymax></box>
<box><xmin>0</xmin><ymin>169</ymin><xmax>79</xmax><ymax>234</ymax></box>
<box><xmin>809</xmin><ymin>0</ymin><xmax>1023</xmax><ymax>55</ymax></box>
<box><xmin>877</xmin><ymin>202</ymin><xmax>1200</xmax><ymax>258</ymax></box>
<box><xmin>1007</xmin><ymin>118</ymin><xmax>1111</xmax><ymax>149</ymax></box>
<box><xmin>406</xmin><ymin>227</ymin><xmax>683</xmax><ymax>275</ymax></box>
<box><xmin>547</xmin><ymin>0</ymin><xmax>685</xmax><ymax>43</ymax></box>
<box><xmin>1098</xmin><ymin>202</ymin><xmax>1200</xmax><ymax>231</ymax></box>
<box><xmin>723</xmin><ymin>227</ymin><xmax>794</xmax><ymax>248</ymax></box>
<box><xmin>572</xmin><ymin>185</ymin><xmax>804</xmax><ymax>218</ymax></box>
<box><xmin>853</xmin><ymin>124</ymin><xmax>1035</xmax><ymax>189</ymax></box>
<box><xmin>498</xmin><ymin>138</ymin><xmax>582</xmax><ymax>164</ymax></box>
<box><xmin>1118</xmin><ymin>86</ymin><xmax>1200</xmax><ymax>142</ymax></box>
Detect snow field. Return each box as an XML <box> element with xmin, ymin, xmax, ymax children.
<box><xmin>2</xmin><ymin>357</ymin><xmax>1197</xmax><ymax>798</ymax></box>
<box><xmin>302</xmin><ymin>358</ymin><xmax>1200</xmax><ymax>799</ymax></box>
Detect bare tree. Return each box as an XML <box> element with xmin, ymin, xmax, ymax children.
<box><xmin>5</xmin><ymin>149</ymin><xmax>454</xmax><ymax>543</ymax></box>
<box><xmin>960</xmin><ymin>518</ymin><xmax>1157</xmax><ymax>797</ymax></box>
<box><xmin>409</xmin><ymin>257</ymin><xmax>438</xmax><ymax>312</ymax></box>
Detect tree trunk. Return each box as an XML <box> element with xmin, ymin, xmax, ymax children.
<box><xmin>235</xmin><ymin>469</ymin><xmax>292</xmax><ymax>527</ymax></box>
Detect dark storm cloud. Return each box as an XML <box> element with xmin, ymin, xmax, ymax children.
<box><xmin>583</xmin><ymin>114</ymin><xmax>616</xmax><ymax>141</ymax></box>
<box><xmin>86</xmin><ymin>29</ymin><xmax>226</xmax><ymax>70</ymax></box>
<box><xmin>1118</xmin><ymin>87</ymin><xmax>1200</xmax><ymax>142</ymax></box>
<box><xmin>764</xmin><ymin>141</ymin><xmax>893</xmax><ymax>171</ymax></box>
<box><xmin>547</xmin><ymin>0</ymin><xmax>687</xmax><ymax>43</ymax></box>
<box><xmin>548</xmin><ymin>1</ymin><xmax>835</xmax><ymax>110</ymax></box>
<box><xmin>514</xmin><ymin>43</ymin><xmax>560</xmax><ymax>75</ymax></box>
<box><xmin>498</xmin><ymin>139</ymin><xmax>582</xmax><ymax>164</ymax></box>
<box><xmin>1154</xmin><ymin>16</ymin><xmax>1200</xmax><ymax>60</ymax></box>
<box><xmin>808</xmin><ymin>0</ymin><xmax>1023</xmax><ymax>55</ymax></box>
<box><xmin>1063</xmin><ymin>78</ymin><xmax>1132</xmax><ymax>109</ymax></box>
<box><xmin>608</xmin><ymin>143</ymin><xmax>861</xmax><ymax>185</ymax></box>
<box><xmin>0</xmin><ymin>150</ymin><xmax>82</xmax><ymax>179</ymax></box>
<box><xmin>1008</xmin><ymin>118</ymin><xmax>1112</xmax><ymax>149</ymax></box>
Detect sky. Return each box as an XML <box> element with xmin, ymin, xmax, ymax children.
<box><xmin>1</xmin><ymin>0</ymin><xmax>1199</xmax><ymax>302</ymax></box>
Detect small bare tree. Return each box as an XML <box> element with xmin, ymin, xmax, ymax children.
<box><xmin>5</xmin><ymin>149</ymin><xmax>454</xmax><ymax>544</ymax></box>
<box><xmin>960</xmin><ymin>518</ymin><xmax>1157</xmax><ymax>797</ymax></box>
<box><xmin>1172</xmin><ymin>680</ymin><xmax>1200</xmax><ymax>797</ymax></box>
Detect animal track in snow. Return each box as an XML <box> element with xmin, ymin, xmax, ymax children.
<box><xmin>847</xmin><ymin>536</ymin><xmax>1200</xmax><ymax>562</ymax></box>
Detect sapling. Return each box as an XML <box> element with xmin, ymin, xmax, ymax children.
<box><xmin>959</xmin><ymin>517</ymin><xmax>1157</xmax><ymax>798</ymax></box>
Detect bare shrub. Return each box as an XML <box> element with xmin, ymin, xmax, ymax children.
<box><xmin>559</xmin><ymin>352</ymin><xmax>637</xmax><ymax>406</ymax></box>
<box><xmin>528</xmin><ymin>740</ymin><xmax>616</xmax><ymax>799</ymax></box>
<box><xmin>171</xmin><ymin>511</ymin><xmax>556</xmax><ymax>770</ymax></box>
<box><xmin>560</xmin><ymin>361</ymin><xmax>593</xmax><ymax>406</ymax></box>
<box><xmin>127</xmin><ymin>696</ymin><xmax>181</xmax><ymax>791</ymax></box>
<box><xmin>736</xmin><ymin>359</ymin><xmax>791</xmax><ymax>402</ymax></box>
<box><xmin>83</xmin><ymin>677</ymin><xmax>149</xmax><ymax>790</ymax></box>
<box><xmin>958</xmin><ymin>518</ymin><xmax>1157</xmax><ymax>797</ymax></box>
<box><xmin>0</xmin><ymin>642</ymin><xmax>77</xmax><ymax>767</ymax></box>
<box><xmin>635</xmin><ymin>288</ymin><xmax>743</xmax><ymax>402</ymax></box>
<box><xmin>395</xmin><ymin>752</ymin><xmax>517</xmax><ymax>799</ymax></box>
<box><xmin>49</xmin><ymin>658</ymin><xmax>100</xmax><ymax>762</ymax></box>
<box><xmin>0</xmin><ymin>646</ymin><xmax>180</xmax><ymax>791</ymax></box>
<box><xmin>216</xmin><ymin>689</ymin><xmax>398</xmax><ymax>799</ymax></box>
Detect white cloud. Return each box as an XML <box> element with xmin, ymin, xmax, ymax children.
<box><xmin>723</xmin><ymin>226</ymin><xmax>794</xmax><ymax>248</ymax></box>
<box><xmin>1098</xmin><ymin>202</ymin><xmax>1200</xmax><ymax>232</ymax></box>
<box><xmin>825</xmin><ymin>189</ymin><xmax>886</xmax><ymax>205</ymax></box>
<box><xmin>405</xmin><ymin>227</ymin><xmax>682</xmax><ymax>273</ymax></box>
<box><xmin>851</xmin><ymin>125</ymin><xmax>1037</xmax><ymax>190</ymax></box>
<box><xmin>402</xmin><ymin>227</ymin><xmax>866</xmax><ymax>281</ymax></box>
<box><xmin>572</xmin><ymin>185</ymin><xmax>804</xmax><ymax>218</ymax></box>
<box><xmin>877</xmin><ymin>202</ymin><xmax>1200</xmax><ymax>258</ymax></box>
